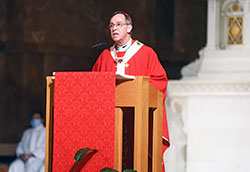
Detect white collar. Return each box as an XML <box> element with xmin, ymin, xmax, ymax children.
<box><xmin>110</xmin><ymin>40</ymin><xmax>143</xmax><ymax>64</ymax></box>
<box><xmin>115</xmin><ymin>38</ymin><xmax>132</xmax><ymax>52</ymax></box>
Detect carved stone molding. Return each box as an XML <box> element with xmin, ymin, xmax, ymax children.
<box><xmin>167</xmin><ymin>80</ymin><xmax>250</xmax><ymax>97</ymax></box>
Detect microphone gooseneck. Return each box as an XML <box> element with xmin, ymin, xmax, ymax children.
<box><xmin>90</xmin><ymin>42</ymin><xmax>107</xmax><ymax>49</ymax></box>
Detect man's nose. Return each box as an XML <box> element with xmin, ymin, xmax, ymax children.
<box><xmin>112</xmin><ymin>25</ymin><xmax>118</xmax><ymax>30</ymax></box>
<box><xmin>111</xmin><ymin>27</ymin><xmax>117</xmax><ymax>32</ymax></box>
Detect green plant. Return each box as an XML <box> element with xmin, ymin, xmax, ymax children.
<box><xmin>72</xmin><ymin>147</ymin><xmax>137</xmax><ymax>172</ymax></box>
<box><xmin>70</xmin><ymin>147</ymin><xmax>98</xmax><ymax>172</ymax></box>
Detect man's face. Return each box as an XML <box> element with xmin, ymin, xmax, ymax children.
<box><xmin>109</xmin><ymin>14</ymin><xmax>132</xmax><ymax>45</ymax></box>
<box><xmin>32</xmin><ymin>113</ymin><xmax>43</xmax><ymax>123</ymax></box>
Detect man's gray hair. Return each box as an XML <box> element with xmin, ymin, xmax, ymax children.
<box><xmin>110</xmin><ymin>11</ymin><xmax>133</xmax><ymax>26</ymax></box>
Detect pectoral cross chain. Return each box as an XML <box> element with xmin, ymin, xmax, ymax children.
<box><xmin>116</xmin><ymin>63</ymin><xmax>130</xmax><ymax>68</ymax></box>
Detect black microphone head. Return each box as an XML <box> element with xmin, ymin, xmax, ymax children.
<box><xmin>100</xmin><ymin>42</ymin><xmax>107</xmax><ymax>46</ymax></box>
<box><xmin>91</xmin><ymin>42</ymin><xmax>107</xmax><ymax>49</ymax></box>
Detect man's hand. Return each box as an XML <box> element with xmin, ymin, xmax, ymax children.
<box><xmin>20</xmin><ymin>153</ymin><xmax>33</xmax><ymax>163</ymax></box>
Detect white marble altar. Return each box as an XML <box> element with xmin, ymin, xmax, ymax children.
<box><xmin>164</xmin><ymin>0</ymin><xmax>250</xmax><ymax>172</ymax></box>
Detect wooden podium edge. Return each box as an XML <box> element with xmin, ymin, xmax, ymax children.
<box><xmin>45</xmin><ymin>76</ymin><xmax>53</xmax><ymax>172</ymax></box>
<box><xmin>45</xmin><ymin>75</ymin><xmax>163</xmax><ymax>172</ymax></box>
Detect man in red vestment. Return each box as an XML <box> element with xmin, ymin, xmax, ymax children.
<box><xmin>92</xmin><ymin>11</ymin><xmax>170</xmax><ymax>171</ymax></box>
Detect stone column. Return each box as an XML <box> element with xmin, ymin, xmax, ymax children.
<box><xmin>243</xmin><ymin>0</ymin><xmax>250</xmax><ymax>47</ymax></box>
<box><xmin>206</xmin><ymin>0</ymin><xmax>220</xmax><ymax>50</ymax></box>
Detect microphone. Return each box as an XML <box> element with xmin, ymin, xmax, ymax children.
<box><xmin>90</xmin><ymin>42</ymin><xmax>107</xmax><ymax>49</ymax></box>
<box><xmin>76</xmin><ymin>42</ymin><xmax>107</xmax><ymax>58</ymax></box>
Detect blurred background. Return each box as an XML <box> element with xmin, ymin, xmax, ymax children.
<box><xmin>0</xmin><ymin>0</ymin><xmax>207</xmax><ymax>143</ymax></box>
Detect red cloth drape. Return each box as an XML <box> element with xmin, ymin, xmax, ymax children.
<box><xmin>53</xmin><ymin>72</ymin><xmax>116</xmax><ymax>172</ymax></box>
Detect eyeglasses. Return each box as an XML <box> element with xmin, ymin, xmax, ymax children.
<box><xmin>108</xmin><ymin>22</ymin><xmax>128</xmax><ymax>29</ymax></box>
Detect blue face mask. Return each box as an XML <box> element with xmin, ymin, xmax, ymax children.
<box><xmin>30</xmin><ymin>118</ymin><xmax>41</xmax><ymax>128</ymax></box>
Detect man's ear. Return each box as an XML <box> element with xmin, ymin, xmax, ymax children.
<box><xmin>127</xmin><ymin>25</ymin><xmax>132</xmax><ymax>33</ymax></box>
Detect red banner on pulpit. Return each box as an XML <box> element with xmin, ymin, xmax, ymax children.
<box><xmin>53</xmin><ymin>72</ymin><xmax>116</xmax><ymax>172</ymax></box>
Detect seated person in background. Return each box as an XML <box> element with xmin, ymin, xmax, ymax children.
<box><xmin>8</xmin><ymin>112</ymin><xmax>46</xmax><ymax>172</ymax></box>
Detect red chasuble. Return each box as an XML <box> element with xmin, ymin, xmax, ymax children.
<box><xmin>93</xmin><ymin>40</ymin><xmax>169</xmax><ymax>171</ymax></box>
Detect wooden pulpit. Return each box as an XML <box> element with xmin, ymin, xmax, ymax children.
<box><xmin>45</xmin><ymin>73</ymin><xmax>163</xmax><ymax>172</ymax></box>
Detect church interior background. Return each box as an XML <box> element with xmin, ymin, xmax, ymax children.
<box><xmin>1</xmin><ymin>0</ymin><xmax>250</xmax><ymax>171</ymax></box>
